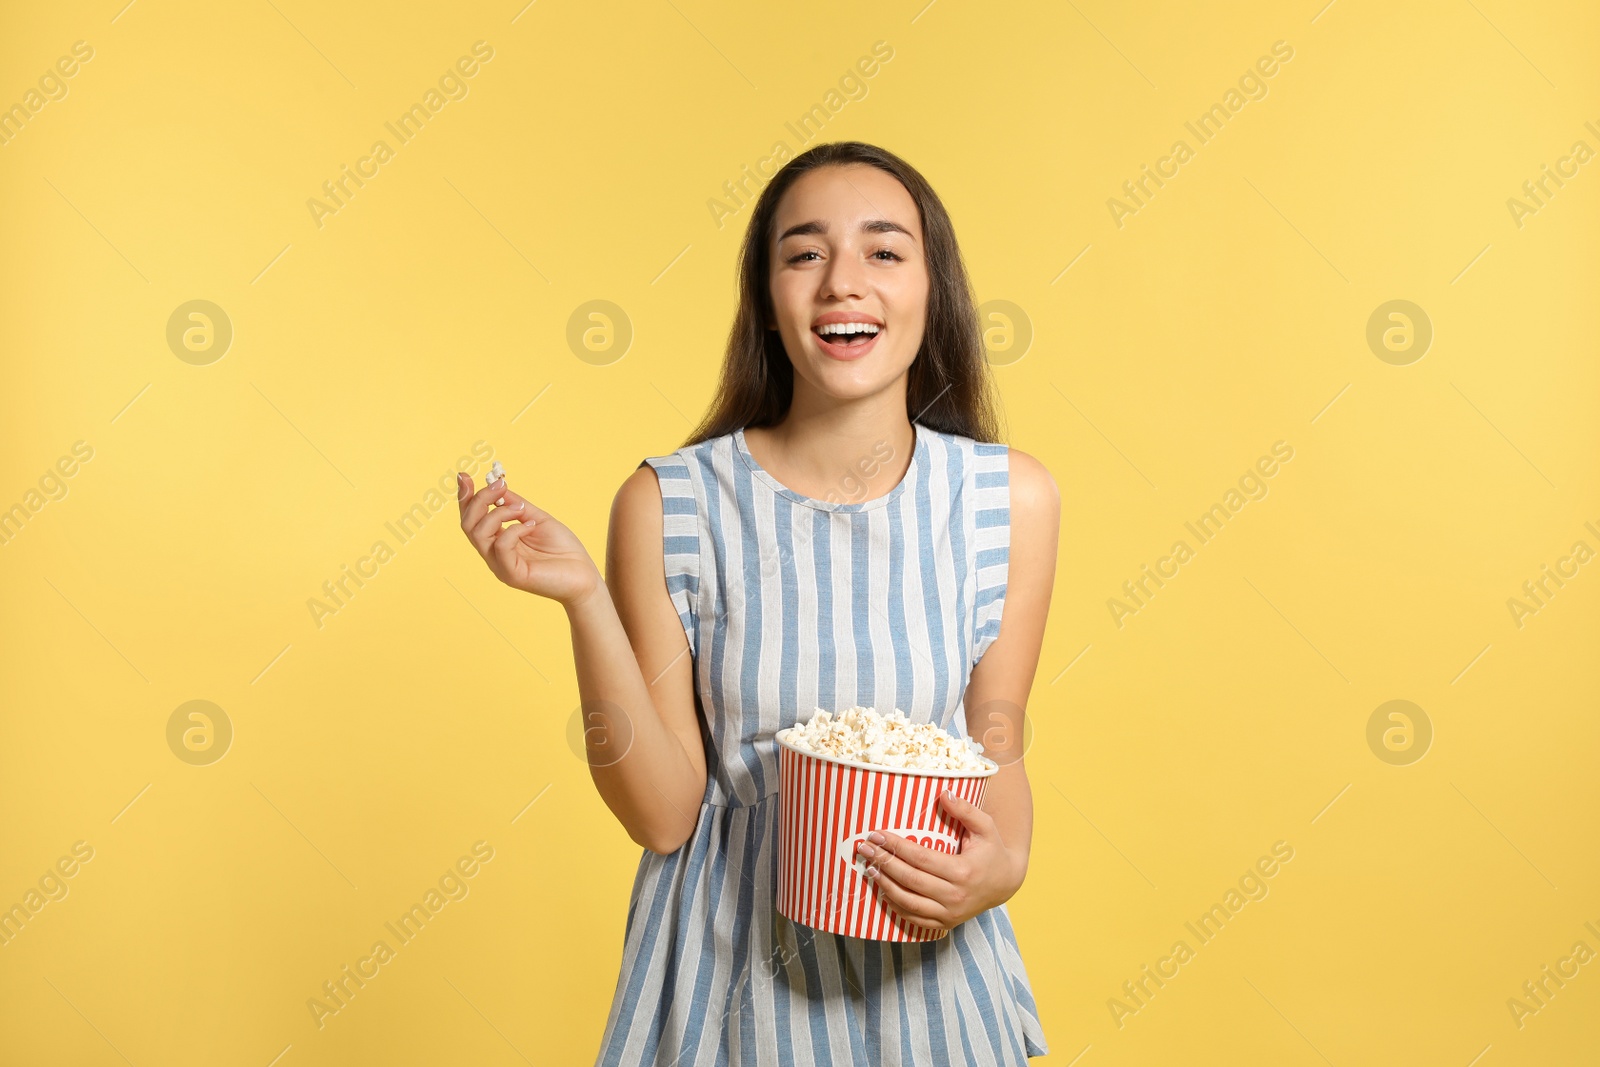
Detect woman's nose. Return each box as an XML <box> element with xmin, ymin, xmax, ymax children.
<box><xmin>819</xmin><ymin>252</ymin><xmax>867</xmax><ymax>300</ymax></box>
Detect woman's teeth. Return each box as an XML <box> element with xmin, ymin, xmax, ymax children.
<box><xmin>816</xmin><ymin>323</ymin><xmax>881</xmax><ymax>346</ymax></box>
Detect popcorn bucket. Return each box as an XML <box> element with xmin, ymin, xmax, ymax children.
<box><xmin>775</xmin><ymin>729</ymin><xmax>999</xmax><ymax>942</ymax></box>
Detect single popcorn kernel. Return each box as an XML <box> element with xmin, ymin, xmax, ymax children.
<box><xmin>782</xmin><ymin>706</ymin><xmax>989</xmax><ymax>773</ymax></box>
<box><xmin>488</xmin><ymin>461</ymin><xmax>507</xmax><ymax>505</ymax></box>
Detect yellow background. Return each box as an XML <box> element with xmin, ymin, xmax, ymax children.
<box><xmin>2</xmin><ymin>0</ymin><xmax>1597</xmax><ymax>1063</ymax></box>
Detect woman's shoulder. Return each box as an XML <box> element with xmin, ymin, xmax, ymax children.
<box><xmin>924</xmin><ymin>427</ymin><xmax>1057</xmax><ymax>538</ymax></box>
<box><xmin>998</xmin><ymin>448</ymin><xmax>1060</xmax><ymax>565</ymax></box>
<box><xmin>1002</xmin><ymin>447</ymin><xmax>1057</xmax><ymax>505</ymax></box>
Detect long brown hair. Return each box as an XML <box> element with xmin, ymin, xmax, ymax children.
<box><xmin>682</xmin><ymin>141</ymin><xmax>1005</xmax><ymax>447</ymax></box>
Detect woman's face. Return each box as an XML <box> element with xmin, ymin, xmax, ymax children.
<box><xmin>767</xmin><ymin>164</ymin><xmax>928</xmax><ymax>404</ymax></box>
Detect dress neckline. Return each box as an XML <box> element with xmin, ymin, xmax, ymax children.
<box><xmin>732</xmin><ymin>423</ymin><xmax>924</xmax><ymax>513</ymax></box>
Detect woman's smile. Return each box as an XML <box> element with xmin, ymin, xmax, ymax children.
<box><xmin>812</xmin><ymin>311</ymin><xmax>885</xmax><ymax>361</ymax></box>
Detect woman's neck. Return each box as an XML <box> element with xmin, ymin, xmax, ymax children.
<box><xmin>744</xmin><ymin>401</ymin><xmax>915</xmax><ymax>505</ymax></box>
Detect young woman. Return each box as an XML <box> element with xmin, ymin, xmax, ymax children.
<box><xmin>457</xmin><ymin>141</ymin><xmax>1058</xmax><ymax>1065</ymax></box>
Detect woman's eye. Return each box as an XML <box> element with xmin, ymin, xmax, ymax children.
<box><xmin>786</xmin><ymin>248</ymin><xmax>902</xmax><ymax>263</ymax></box>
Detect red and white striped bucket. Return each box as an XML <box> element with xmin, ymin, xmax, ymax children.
<box><xmin>775</xmin><ymin>729</ymin><xmax>998</xmax><ymax>942</ymax></box>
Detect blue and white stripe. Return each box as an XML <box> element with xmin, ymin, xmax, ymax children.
<box><xmin>596</xmin><ymin>420</ymin><xmax>1048</xmax><ymax>1065</ymax></box>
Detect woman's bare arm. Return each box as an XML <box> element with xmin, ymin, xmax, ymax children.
<box><xmin>565</xmin><ymin>466</ymin><xmax>707</xmax><ymax>853</ymax></box>
<box><xmin>961</xmin><ymin>447</ymin><xmax>1061</xmax><ymax>889</ymax></box>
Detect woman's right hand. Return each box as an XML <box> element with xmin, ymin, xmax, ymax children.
<box><xmin>457</xmin><ymin>471</ymin><xmax>601</xmax><ymax>607</ymax></box>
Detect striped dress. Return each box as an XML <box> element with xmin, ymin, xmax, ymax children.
<box><xmin>596</xmin><ymin>420</ymin><xmax>1049</xmax><ymax>1065</ymax></box>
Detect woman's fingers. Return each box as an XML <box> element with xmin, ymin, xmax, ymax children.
<box><xmin>866</xmin><ymin>830</ymin><xmax>963</xmax><ymax>882</ymax></box>
<box><xmin>457</xmin><ymin>471</ymin><xmax>497</xmax><ymax>512</ymax></box>
<box><xmin>864</xmin><ymin>868</ymin><xmax>949</xmax><ymax>930</ymax></box>
<box><xmin>460</xmin><ymin>471</ymin><xmax>517</xmax><ymax>516</ymax></box>
<box><xmin>859</xmin><ymin>840</ymin><xmax>956</xmax><ymax>901</ymax></box>
<box><xmin>473</xmin><ymin>491</ymin><xmax>531</xmax><ymax>546</ymax></box>
<box><xmin>490</xmin><ymin>511</ymin><xmax>538</xmax><ymax>566</ymax></box>
<box><xmin>463</xmin><ymin>480</ymin><xmax>555</xmax><ymax>551</ymax></box>
<box><xmin>458</xmin><ymin>474</ymin><xmax>504</xmax><ymax>530</ymax></box>
<box><xmin>461</xmin><ymin>472</ymin><xmax>551</xmax><ymax>519</ymax></box>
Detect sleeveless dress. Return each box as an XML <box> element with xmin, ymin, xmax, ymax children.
<box><xmin>595</xmin><ymin>420</ymin><xmax>1050</xmax><ymax>1066</ymax></box>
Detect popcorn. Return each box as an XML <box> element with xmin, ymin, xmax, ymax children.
<box><xmin>487</xmin><ymin>461</ymin><xmax>507</xmax><ymax>505</ymax></box>
<box><xmin>781</xmin><ymin>706</ymin><xmax>990</xmax><ymax>773</ymax></box>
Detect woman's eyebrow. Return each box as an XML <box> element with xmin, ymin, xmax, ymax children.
<box><xmin>776</xmin><ymin>218</ymin><xmax>916</xmax><ymax>243</ymax></box>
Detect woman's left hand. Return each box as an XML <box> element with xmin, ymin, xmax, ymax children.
<box><xmin>856</xmin><ymin>790</ymin><xmax>1025</xmax><ymax>933</ymax></box>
